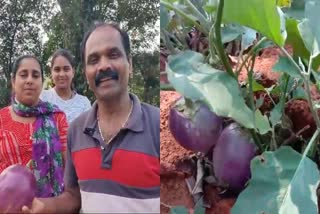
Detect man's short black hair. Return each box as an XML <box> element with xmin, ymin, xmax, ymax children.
<box><xmin>80</xmin><ymin>21</ymin><xmax>131</xmax><ymax>68</ymax></box>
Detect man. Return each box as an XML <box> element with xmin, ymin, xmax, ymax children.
<box><xmin>22</xmin><ymin>21</ymin><xmax>160</xmax><ymax>213</ymax></box>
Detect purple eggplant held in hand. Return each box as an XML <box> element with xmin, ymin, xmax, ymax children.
<box><xmin>0</xmin><ymin>164</ymin><xmax>37</xmax><ymax>213</ymax></box>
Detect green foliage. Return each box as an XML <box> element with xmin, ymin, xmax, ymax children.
<box><xmin>232</xmin><ymin>146</ymin><xmax>319</xmax><ymax>214</ymax></box>
<box><xmin>167</xmin><ymin>50</ymin><xmax>271</xmax><ymax>134</ymax></box>
<box><xmin>273</xmin><ymin>56</ymin><xmax>302</xmax><ymax>78</ymax></box>
<box><xmin>0</xmin><ymin>0</ymin><xmax>55</xmax><ymax>82</ymax></box>
<box><xmin>41</xmin><ymin>0</ymin><xmax>159</xmax><ymax>106</ymax></box>
<box><xmin>223</xmin><ymin>0</ymin><xmax>286</xmax><ymax>46</ymax></box>
<box><xmin>161</xmin><ymin>0</ymin><xmax>320</xmax><ymax>213</ymax></box>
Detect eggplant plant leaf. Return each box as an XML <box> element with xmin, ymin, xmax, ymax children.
<box><xmin>167</xmin><ymin>50</ymin><xmax>271</xmax><ymax>134</ymax></box>
<box><xmin>222</xmin><ymin>0</ymin><xmax>285</xmax><ymax>46</ymax></box>
<box><xmin>221</xmin><ymin>24</ymin><xmax>244</xmax><ymax>44</ymax></box>
<box><xmin>305</xmin><ymin>0</ymin><xmax>320</xmax><ymax>58</ymax></box>
<box><xmin>291</xmin><ymin>86</ymin><xmax>307</xmax><ymax>100</ymax></box>
<box><xmin>232</xmin><ymin>146</ymin><xmax>320</xmax><ymax>214</ymax></box>
<box><xmin>270</xmin><ymin>103</ymin><xmax>282</xmax><ymax>127</ymax></box>
<box><xmin>241</xmin><ymin>27</ymin><xmax>257</xmax><ymax>51</ymax></box>
<box><xmin>288</xmin><ymin>17</ymin><xmax>320</xmax><ymax>70</ymax></box>
<box><xmin>298</xmin><ymin>20</ymin><xmax>319</xmax><ymax>58</ymax></box>
<box><xmin>285</xmin><ymin>18</ymin><xmax>309</xmax><ymax>60</ymax></box>
<box><xmin>273</xmin><ymin>56</ymin><xmax>302</xmax><ymax>79</ymax></box>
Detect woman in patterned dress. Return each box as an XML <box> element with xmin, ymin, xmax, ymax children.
<box><xmin>0</xmin><ymin>55</ymin><xmax>68</xmax><ymax>198</ymax></box>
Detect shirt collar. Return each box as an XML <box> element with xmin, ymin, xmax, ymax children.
<box><xmin>82</xmin><ymin>93</ymin><xmax>144</xmax><ymax>136</ymax></box>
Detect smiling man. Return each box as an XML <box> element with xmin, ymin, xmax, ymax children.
<box><xmin>22</xmin><ymin>22</ymin><xmax>160</xmax><ymax>213</ymax></box>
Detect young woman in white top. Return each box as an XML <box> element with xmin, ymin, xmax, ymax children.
<box><xmin>40</xmin><ymin>49</ymin><xmax>91</xmax><ymax>123</ymax></box>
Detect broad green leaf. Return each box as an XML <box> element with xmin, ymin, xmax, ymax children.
<box><xmin>253</xmin><ymin>39</ymin><xmax>274</xmax><ymax>54</ymax></box>
<box><xmin>221</xmin><ymin>24</ymin><xmax>244</xmax><ymax>44</ymax></box>
<box><xmin>255</xmin><ymin>110</ymin><xmax>272</xmax><ymax>135</ymax></box>
<box><xmin>170</xmin><ymin>206</ymin><xmax>188</xmax><ymax>214</ymax></box>
<box><xmin>282</xmin><ymin>0</ymin><xmax>305</xmax><ymax>20</ymax></box>
<box><xmin>292</xmin><ymin>23</ymin><xmax>320</xmax><ymax>70</ymax></box>
<box><xmin>273</xmin><ymin>56</ymin><xmax>302</xmax><ymax>78</ymax></box>
<box><xmin>305</xmin><ymin>0</ymin><xmax>320</xmax><ymax>57</ymax></box>
<box><xmin>232</xmin><ymin>146</ymin><xmax>319</xmax><ymax>214</ymax></box>
<box><xmin>285</xmin><ymin>18</ymin><xmax>309</xmax><ymax>60</ymax></box>
<box><xmin>160</xmin><ymin>4</ymin><xmax>170</xmax><ymax>29</ymax></box>
<box><xmin>167</xmin><ymin>50</ymin><xmax>271</xmax><ymax>134</ymax></box>
<box><xmin>241</xmin><ymin>27</ymin><xmax>257</xmax><ymax>51</ymax></box>
<box><xmin>223</xmin><ymin>0</ymin><xmax>285</xmax><ymax>46</ymax></box>
<box><xmin>298</xmin><ymin>20</ymin><xmax>318</xmax><ymax>57</ymax></box>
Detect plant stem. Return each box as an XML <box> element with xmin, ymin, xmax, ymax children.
<box><xmin>304</xmin><ymin>57</ymin><xmax>320</xmax><ymax>128</ymax></box>
<box><xmin>304</xmin><ymin>77</ymin><xmax>320</xmax><ymax>127</ymax></box>
<box><xmin>247</xmin><ymin>54</ymin><xmax>265</xmax><ymax>152</ymax></box>
<box><xmin>236</xmin><ymin>37</ymin><xmax>268</xmax><ymax>76</ymax></box>
<box><xmin>211</xmin><ymin>0</ymin><xmax>236</xmax><ymax>79</ymax></box>
<box><xmin>279</xmin><ymin>73</ymin><xmax>289</xmax><ymax>111</ymax></box>
<box><xmin>161</xmin><ymin>0</ymin><xmax>209</xmax><ymax>36</ymax></box>
<box><xmin>248</xmin><ymin>54</ymin><xmax>256</xmax><ymax>111</ymax></box>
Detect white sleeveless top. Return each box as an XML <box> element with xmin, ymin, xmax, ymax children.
<box><xmin>40</xmin><ymin>88</ymin><xmax>91</xmax><ymax>123</ymax></box>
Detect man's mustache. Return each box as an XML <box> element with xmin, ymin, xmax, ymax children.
<box><xmin>95</xmin><ymin>69</ymin><xmax>119</xmax><ymax>86</ymax></box>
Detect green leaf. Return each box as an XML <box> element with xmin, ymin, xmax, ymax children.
<box><xmin>160</xmin><ymin>4</ymin><xmax>170</xmax><ymax>29</ymax></box>
<box><xmin>241</xmin><ymin>27</ymin><xmax>257</xmax><ymax>51</ymax></box>
<box><xmin>298</xmin><ymin>19</ymin><xmax>319</xmax><ymax>57</ymax></box>
<box><xmin>255</xmin><ymin>97</ymin><xmax>264</xmax><ymax>110</ymax></box>
<box><xmin>291</xmin><ymin>86</ymin><xmax>307</xmax><ymax>100</ymax></box>
<box><xmin>269</xmin><ymin>103</ymin><xmax>282</xmax><ymax>127</ymax></box>
<box><xmin>170</xmin><ymin>206</ymin><xmax>189</xmax><ymax>214</ymax></box>
<box><xmin>222</xmin><ymin>0</ymin><xmax>285</xmax><ymax>46</ymax></box>
<box><xmin>255</xmin><ymin>110</ymin><xmax>272</xmax><ymax>135</ymax></box>
<box><xmin>305</xmin><ymin>0</ymin><xmax>320</xmax><ymax>57</ymax></box>
<box><xmin>287</xmin><ymin>17</ymin><xmax>320</xmax><ymax>70</ymax></box>
<box><xmin>221</xmin><ymin>24</ymin><xmax>244</xmax><ymax>44</ymax></box>
<box><xmin>253</xmin><ymin>39</ymin><xmax>274</xmax><ymax>55</ymax></box>
<box><xmin>252</xmin><ymin>79</ymin><xmax>265</xmax><ymax>92</ymax></box>
<box><xmin>232</xmin><ymin>146</ymin><xmax>320</xmax><ymax>214</ymax></box>
<box><xmin>167</xmin><ymin>50</ymin><xmax>271</xmax><ymax>134</ymax></box>
<box><xmin>285</xmin><ymin>18</ymin><xmax>309</xmax><ymax>60</ymax></box>
<box><xmin>273</xmin><ymin>56</ymin><xmax>302</xmax><ymax>78</ymax></box>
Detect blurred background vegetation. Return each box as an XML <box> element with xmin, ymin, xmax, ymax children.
<box><xmin>0</xmin><ymin>0</ymin><xmax>160</xmax><ymax>108</ymax></box>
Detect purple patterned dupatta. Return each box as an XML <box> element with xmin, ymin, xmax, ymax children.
<box><xmin>12</xmin><ymin>97</ymin><xmax>64</xmax><ymax>198</ymax></box>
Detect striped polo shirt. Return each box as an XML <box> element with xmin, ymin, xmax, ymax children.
<box><xmin>64</xmin><ymin>94</ymin><xmax>160</xmax><ymax>213</ymax></box>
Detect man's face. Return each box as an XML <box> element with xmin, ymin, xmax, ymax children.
<box><xmin>84</xmin><ymin>26</ymin><xmax>132</xmax><ymax>101</ymax></box>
